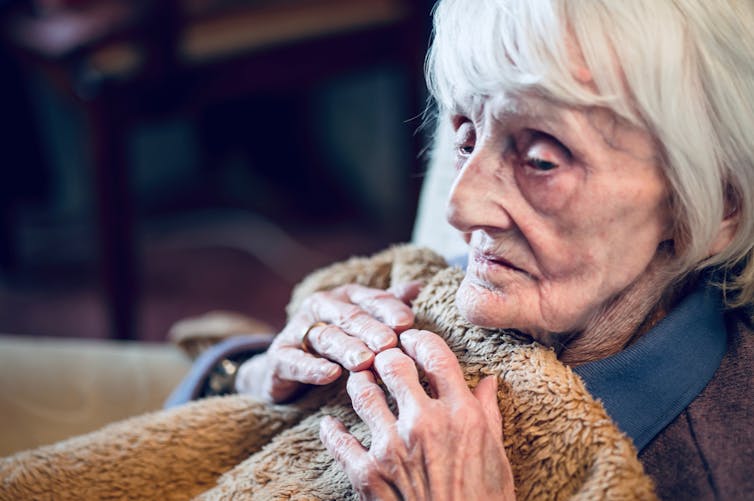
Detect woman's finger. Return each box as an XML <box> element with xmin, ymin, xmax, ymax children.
<box><xmin>473</xmin><ymin>375</ymin><xmax>503</xmax><ymax>434</ymax></box>
<box><xmin>270</xmin><ymin>347</ymin><xmax>341</xmax><ymax>385</ymax></box>
<box><xmin>400</xmin><ymin>329</ymin><xmax>467</xmax><ymax>402</ymax></box>
<box><xmin>305</xmin><ymin>293</ymin><xmax>399</xmax><ymax>352</ymax></box>
<box><xmin>339</xmin><ymin>284</ymin><xmax>415</xmax><ymax>330</ymax></box>
<box><xmin>373</xmin><ymin>348</ymin><xmax>429</xmax><ymax>412</ymax></box>
<box><xmin>346</xmin><ymin>371</ymin><xmax>422</xmax><ymax>498</ymax></box>
<box><xmin>347</xmin><ymin>370</ymin><xmax>396</xmax><ymax>431</ymax></box>
<box><xmin>304</xmin><ymin>323</ymin><xmax>376</xmax><ymax>371</ymax></box>
<box><xmin>319</xmin><ymin>416</ymin><xmax>401</xmax><ymax>501</ymax></box>
<box><xmin>235</xmin><ymin>354</ymin><xmax>287</xmax><ymax>400</ymax></box>
<box><xmin>387</xmin><ymin>280</ymin><xmax>424</xmax><ymax>305</ymax></box>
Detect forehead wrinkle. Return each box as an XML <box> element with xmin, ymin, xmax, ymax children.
<box><xmin>484</xmin><ymin>93</ymin><xmax>569</xmax><ymax>131</ymax></box>
<box><xmin>585</xmin><ymin>107</ymin><xmax>659</xmax><ymax>164</ymax></box>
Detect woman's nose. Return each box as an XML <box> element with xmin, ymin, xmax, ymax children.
<box><xmin>446</xmin><ymin>151</ymin><xmax>515</xmax><ymax>233</ymax></box>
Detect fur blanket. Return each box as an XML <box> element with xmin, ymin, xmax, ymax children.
<box><xmin>0</xmin><ymin>245</ymin><xmax>656</xmax><ymax>500</ymax></box>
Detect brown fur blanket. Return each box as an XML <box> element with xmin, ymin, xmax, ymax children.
<box><xmin>0</xmin><ymin>245</ymin><xmax>656</xmax><ymax>500</ymax></box>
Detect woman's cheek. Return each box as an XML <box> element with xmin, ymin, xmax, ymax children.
<box><xmin>516</xmin><ymin>168</ymin><xmax>580</xmax><ymax>215</ymax></box>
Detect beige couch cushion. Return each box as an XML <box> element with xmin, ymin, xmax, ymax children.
<box><xmin>0</xmin><ymin>336</ymin><xmax>190</xmax><ymax>456</ymax></box>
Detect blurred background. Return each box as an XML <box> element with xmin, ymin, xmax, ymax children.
<box><xmin>0</xmin><ymin>0</ymin><xmax>435</xmax><ymax>342</ymax></box>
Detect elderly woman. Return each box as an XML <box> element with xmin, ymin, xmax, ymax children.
<box><xmin>2</xmin><ymin>0</ymin><xmax>752</xmax><ymax>499</ymax></box>
<box><xmin>227</xmin><ymin>0</ymin><xmax>753</xmax><ymax>498</ymax></box>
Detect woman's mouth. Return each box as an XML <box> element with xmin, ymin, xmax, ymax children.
<box><xmin>472</xmin><ymin>250</ymin><xmax>532</xmax><ymax>278</ymax></box>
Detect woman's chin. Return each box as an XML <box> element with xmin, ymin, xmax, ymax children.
<box><xmin>456</xmin><ymin>276</ymin><xmax>588</xmax><ymax>348</ymax></box>
<box><xmin>455</xmin><ymin>277</ymin><xmax>521</xmax><ymax>329</ymax></box>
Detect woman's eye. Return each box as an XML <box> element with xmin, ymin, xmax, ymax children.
<box><xmin>524</xmin><ymin>157</ymin><xmax>559</xmax><ymax>171</ymax></box>
<box><xmin>519</xmin><ymin>132</ymin><xmax>570</xmax><ymax>174</ymax></box>
<box><xmin>458</xmin><ymin>144</ymin><xmax>475</xmax><ymax>156</ymax></box>
<box><xmin>453</xmin><ymin>119</ymin><xmax>476</xmax><ymax>159</ymax></box>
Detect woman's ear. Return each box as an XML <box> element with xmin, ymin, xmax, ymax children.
<box><xmin>708</xmin><ymin>209</ymin><xmax>739</xmax><ymax>257</ymax></box>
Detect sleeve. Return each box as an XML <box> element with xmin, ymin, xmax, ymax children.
<box><xmin>164</xmin><ymin>333</ymin><xmax>273</xmax><ymax>408</ymax></box>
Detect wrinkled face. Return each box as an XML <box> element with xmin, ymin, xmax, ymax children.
<box><xmin>448</xmin><ymin>93</ymin><xmax>672</xmax><ymax>340</ymax></box>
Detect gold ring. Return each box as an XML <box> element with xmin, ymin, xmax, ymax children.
<box><xmin>301</xmin><ymin>321</ymin><xmax>328</xmax><ymax>353</ymax></box>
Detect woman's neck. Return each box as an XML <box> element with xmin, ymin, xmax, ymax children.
<box><xmin>558</xmin><ymin>252</ymin><xmax>684</xmax><ymax>366</ymax></box>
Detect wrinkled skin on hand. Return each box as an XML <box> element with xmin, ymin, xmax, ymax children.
<box><xmin>319</xmin><ymin>329</ymin><xmax>516</xmax><ymax>501</ymax></box>
<box><xmin>235</xmin><ymin>282</ymin><xmax>422</xmax><ymax>403</ymax></box>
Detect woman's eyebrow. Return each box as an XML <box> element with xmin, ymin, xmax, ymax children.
<box><xmin>486</xmin><ymin>99</ymin><xmax>599</xmax><ymax>162</ymax></box>
<box><xmin>457</xmin><ymin>95</ymin><xmax>590</xmax><ymax>156</ymax></box>
<box><xmin>489</xmin><ymin>96</ymin><xmax>567</xmax><ymax>129</ymax></box>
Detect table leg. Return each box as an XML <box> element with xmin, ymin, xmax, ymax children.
<box><xmin>86</xmin><ymin>97</ymin><xmax>138</xmax><ymax>340</ymax></box>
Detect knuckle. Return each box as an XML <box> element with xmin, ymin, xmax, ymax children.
<box><xmin>269</xmin><ymin>354</ymin><xmax>287</xmax><ymax>375</ymax></box>
<box><xmin>413</xmin><ymin>329</ymin><xmax>441</xmax><ymax>346</ymax></box>
<box><xmin>268</xmin><ymin>332</ymin><xmax>289</xmax><ymax>350</ymax></box>
<box><xmin>329</xmin><ymin>430</ymin><xmax>353</xmax><ymax>453</ymax></box>
<box><xmin>374</xmin><ymin>349</ymin><xmax>408</xmax><ymax>375</ymax></box>
<box><xmin>422</xmin><ymin>351</ymin><xmax>455</xmax><ymax>374</ymax></box>
<box><xmin>310</xmin><ymin>324</ymin><xmax>333</xmax><ymax>344</ymax></box>
<box><xmin>300</xmin><ymin>293</ymin><xmax>317</xmax><ymax>311</ymax></box>
<box><xmin>333</xmin><ymin>284</ymin><xmax>355</xmax><ymax>298</ymax></box>
<box><xmin>352</xmin><ymin>463</ymin><xmax>377</xmax><ymax>493</ymax></box>
<box><xmin>372</xmin><ymin>435</ymin><xmax>405</xmax><ymax>464</ymax></box>
<box><xmin>322</xmin><ymin>426</ymin><xmax>352</xmax><ymax>459</ymax></box>
<box><xmin>279</xmin><ymin>357</ymin><xmax>315</xmax><ymax>382</ymax></box>
<box><xmin>284</xmin><ymin>360</ymin><xmax>304</xmax><ymax>379</ymax></box>
<box><xmin>400</xmin><ymin>409</ymin><xmax>440</xmax><ymax>443</ymax></box>
<box><xmin>344</xmin><ymin>284</ymin><xmax>397</xmax><ymax>307</ymax></box>
<box><xmin>314</xmin><ymin>324</ymin><xmax>347</xmax><ymax>353</ymax></box>
<box><xmin>362</xmin><ymin>289</ymin><xmax>397</xmax><ymax>305</ymax></box>
<box><xmin>364</xmin><ymin>459</ymin><xmax>383</xmax><ymax>482</ymax></box>
<box><xmin>362</xmin><ymin>295</ymin><xmax>404</xmax><ymax>318</ymax></box>
<box><xmin>338</xmin><ymin>305</ymin><xmax>369</xmax><ymax>327</ymax></box>
<box><xmin>301</xmin><ymin>366</ymin><xmax>321</xmax><ymax>381</ymax></box>
<box><xmin>350</xmin><ymin>385</ymin><xmax>383</xmax><ymax>414</ymax></box>
<box><xmin>374</xmin><ymin>358</ymin><xmax>402</xmax><ymax>381</ymax></box>
<box><xmin>304</xmin><ymin>290</ymin><xmax>334</xmax><ymax>312</ymax></box>
<box><xmin>406</xmin><ymin>411</ymin><xmax>429</xmax><ymax>432</ymax></box>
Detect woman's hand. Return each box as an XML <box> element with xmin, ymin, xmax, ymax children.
<box><xmin>319</xmin><ymin>329</ymin><xmax>516</xmax><ymax>501</ymax></box>
<box><xmin>235</xmin><ymin>282</ymin><xmax>422</xmax><ymax>403</ymax></box>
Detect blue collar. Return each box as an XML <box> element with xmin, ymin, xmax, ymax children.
<box><xmin>573</xmin><ymin>278</ymin><xmax>728</xmax><ymax>450</ymax></box>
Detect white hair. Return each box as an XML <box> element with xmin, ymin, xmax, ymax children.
<box><xmin>426</xmin><ymin>0</ymin><xmax>754</xmax><ymax>307</ymax></box>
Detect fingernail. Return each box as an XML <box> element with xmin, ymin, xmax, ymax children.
<box><xmin>372</xmin><ymin>333</ymin><xmax>397</xmax><ymax>351</ymax></box>
<box><xmin>323</xmin><ymin>364</ymin><xmax>341</xmax><ymax>379</ymax></box>
<box><xmin>390</xmin><ymin>311</ymin><xmax>413</xmax><ymax>327</ymax></box>
<box><xmin>350</xmin><ymin>350</ymin><xmax>372</xmax><ymax>367</ymax></box>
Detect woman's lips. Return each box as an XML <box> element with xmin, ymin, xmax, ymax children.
<box><xmin>472</xmin><ymin>250</ymin><xmax>531</xmax><ymax>277</ymax></box>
